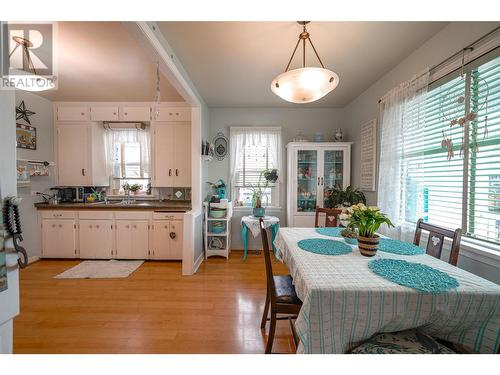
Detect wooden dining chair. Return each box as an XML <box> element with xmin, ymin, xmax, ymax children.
<box><xmin>413</xmin><ymin>218</ymin><xmax>462</xmax><ymax>266</ymax></box>
<box><xmin>259</xmin><ymin>218</ymin><xmax>302</xmax><ymax>354</ymax></box>
<box><xmin>314</xmin><ymin>207</ymin><xmax>343</xmax><ymax>227</ymax></box>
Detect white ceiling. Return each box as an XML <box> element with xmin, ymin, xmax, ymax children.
<box><xmin>37</xmin><ymin>22</ymin><xmax>183</xmax><ymax>102</ymax></box>
<box><xmin>158</xmin><ymin>21</ymin><xmax>448</xmax><ymax>108</ymax></box>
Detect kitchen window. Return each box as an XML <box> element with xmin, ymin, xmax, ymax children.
<box><xmin>230</xmin><ymin>127</ymin><xmax>282</xmax><ymax>208</ymax></box>
<box><xmin>105</xmin><ymin>127</ymin><xmax>151</xmax><ymax>194</ymax></box>
<box><xmin>404</xmin><ymin>51</ymin><xmax>500</xmax><ymax>247</ymax></box>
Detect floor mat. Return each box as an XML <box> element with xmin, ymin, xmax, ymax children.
<box><xmin>54</xmin><ymin>259</ymin><xmax>144</xmax><ymax>279</ymax></box>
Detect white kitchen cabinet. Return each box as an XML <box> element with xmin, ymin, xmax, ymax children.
<box><xmin>56</xmin><ymin>124</ymin><xmax>89</xmax><ymax>186</ymax></box>
<box><xmin>55</xmin><ymin>123</ymin><xmax>108</xmax><ymax>187</ymax></box>
<box><xmin>120</xmin><ymin>106</ymin><xmax>151</xmax><ymax>121</ymax></box>
<box><xmin>41</xmin><ymin>219</ymin><xmax>76</xmax><ymax>258</ymax></box>
<box><xmin>152</xmin><ymin>122</ymin><xmax>191</xmax><ymax>187</ymax></box>
<box><xmin>90</xmin><ymin>106</ymin><xmax>119</xmax><ymax>121</ymax></box>
<box><xmin>154</xmin><ymin>107</ymin><xmax>191</xmax><ymax>122</ymax></box>
<box><xmin>115</xmin><ymin>220</ymin><xmax>149</xmax><ymax>259</ymax></box>
<box><xmin>79</xmin><ymin>219</ymin><xmax>113</xmax><ymax>259</ymax></box>
<box><xmin>56</xmin><ymin>106</ymin><xmax>89</xmax><ymax>121</ymax></box>
<box><xmin>286</xmin><ymin>142</ymin><xmax>352</xmax><ymax>227</ymax></box>
<box><xmin>151</xmin><ymin>220</ymin><xmax>183</xmax><ymax>260</ymax></box>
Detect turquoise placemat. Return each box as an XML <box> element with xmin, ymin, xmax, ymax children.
<box><xmin>315</xmin><ymin>227</ymin><xmax>343</xmax><ymax>237</ymax></box>
<box><xmin>368</xmin><ymin>258</ymin><xmax>459</xmax><ymax>294</ymax></box>
<box><xmin>298</xmin><ymin>238</ymin><xmax>352</xmax><ymax>256</ymax></box>
<box><xmin>379</xmin><ymin>238</ymin><xmax>425</xmax><ymax>255</ymax></box>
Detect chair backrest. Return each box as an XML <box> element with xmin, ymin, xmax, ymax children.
<box><xmin>314</xmin><ymin>207</ymin><xmax>342</xmax><ymax>227</ymax></box>
<box><xmin>260</xmin><ymin>219</ymin><xmax>276</xmax><ymax>299</ymax></box>
<box><xmin>413</xmin><ymin>218</ymin><xmax>462</xmax><ymax>266</ymax></box>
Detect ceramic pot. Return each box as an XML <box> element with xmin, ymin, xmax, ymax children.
<box><xmin>357</xmin><ymin>234</ymin><xmax>380</xmax><ymax>257</ymax></box>
<box><xmin>253</xmin><ymin>207</ymin><xmax>266</xmax><ymax>217</ymax></box>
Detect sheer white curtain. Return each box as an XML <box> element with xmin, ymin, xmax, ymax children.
<box><xmin>105</xmin><ymin>128</ymin><xmax>151</xmax><ymax>178</ymax></box>
<box><xmin>378</xmin><ymin>69</ymin><xmax>429</xmax><ymax>240</ymax></box>
<box><xmin>229</xmin><ymin>127</ymin><xmax>282</xmax><ymax>203</ymax></box>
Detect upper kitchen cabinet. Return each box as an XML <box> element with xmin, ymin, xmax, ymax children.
<box><xmin>154</xmin><ymin>107</ymin><xmax>191</xmax><ymax>122</ymax></box>
<box><xmin>120</xmin><ymin>106</ymin><xmax>151</xmax><ymax>121</ymax></box>
<box><xmin>151</xmin><ymin>122</ymin><xmax>191</xmax><ymax>187</ymax></box>
<box><xmin>55</xmin><ymin>122</ymin><xmax>108</xmax><ymax>187</ymax></box>
<box><xmin>90</xmin><ymin>106</ymin><xmax>119</xmax><ymax>121</ymax></box>
<box><xmin>56</xmin><ymin>106</ymin><xmax>90</xmax><ymax>121</ymax></box>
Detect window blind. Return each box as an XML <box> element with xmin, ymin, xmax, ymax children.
<box><xmin>403</xmin><ymin>51</ymin><xmax>500</xmax><ymax>246</ymax></box>
<box><xmin>467</xmin><ymin>56</ymin><xmax>500</xmax><ymax>243</ymax></box>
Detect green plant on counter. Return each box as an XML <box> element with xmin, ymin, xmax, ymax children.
<box><xmin>129</xmin><ymin>183</ymin><xmax>142</xmax><ymax>193</ymax></box>
<box><xmin>324</xmin><ymin>186</ymin><xmax>366</xmax><ymax>208</ymax></box>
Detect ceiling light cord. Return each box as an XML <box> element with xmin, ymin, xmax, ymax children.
<box><xmin>284</xmin><ymin>22</ymin><xmax>325</xmax><ymax>72</ymax></box>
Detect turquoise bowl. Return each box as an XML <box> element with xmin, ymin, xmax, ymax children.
<box><xmin>210</xmin><ymin>209</ymin><xmax>227</xmax><ymax>218</ymax></box>
<box><xmin>253</xmin><ymin>207</ymin><xmax>266</xmax><ymax>217</ymax></box>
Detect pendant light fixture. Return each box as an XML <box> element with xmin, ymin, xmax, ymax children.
<box><xmin>8</xmin><ymin>36</ymin><xmax>55</xmax><ymax>92</ymax></box>
<box><xmin>271</xmin><ymin>21</ymin><xmax>339</xmax><ymax>104</ymax></box>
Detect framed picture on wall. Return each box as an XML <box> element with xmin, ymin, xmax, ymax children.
<box><xmin>16</xmin><ymin>123</ymin><xmax>37</xmax><ymax>150</ymax></box>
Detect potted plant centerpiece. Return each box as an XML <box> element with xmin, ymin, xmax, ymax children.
<box><xmin>341</xmin><ymin>203</ymin><xmax>394</xmax><ymax>256</ymax></box>
<box><xmin>250</xmin><ymin>169</ymin><xmax>278</xmax><ymax>217</ymax></box>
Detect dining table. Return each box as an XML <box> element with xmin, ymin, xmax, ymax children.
<box><xmin>273</xmin><ymin>227</ymin><xmax>500</xmax><ymax>354</ymax></box>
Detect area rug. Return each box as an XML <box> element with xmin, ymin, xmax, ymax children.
<box><xmin>54</xmin><ymin>260</ymin><xmax>144</xmax><ymax>279</ymax></box>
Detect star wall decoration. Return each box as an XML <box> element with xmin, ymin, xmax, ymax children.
<box><xmin>16</xmin><ymin>100</ymin><xmax>36</xmax><ymax>125</ymax></box>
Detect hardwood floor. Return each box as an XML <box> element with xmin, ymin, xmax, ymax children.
<box><xmin>14</xmin><ymin>252</ymin><xmax>296</xmax><ymax>354</ymax></box>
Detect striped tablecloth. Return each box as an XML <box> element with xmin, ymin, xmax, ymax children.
<box><xmin>274</xmin><ymin>227</ymin><xmax>500</xmax><ymax>354</ymax></box>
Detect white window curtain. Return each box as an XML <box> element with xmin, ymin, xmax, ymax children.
<box><xmin>229</xmin><ymin>127</ymin><xmax>282</xmax><ymax>204</ymax></box>
<box><xmin>105</xmin><ymin>128</ymin><xmax>151</xmax><ymax>178</ymax></box>
<box><xmin>377</xmin><ymin>69</ymin><xmax>429</xmax><ymax>241</ymax></box>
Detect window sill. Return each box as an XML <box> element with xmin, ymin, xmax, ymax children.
<box><xmin>460</xmin><ymin>238</ymin><xmax>500</xmax><ymax>265</ymax></box>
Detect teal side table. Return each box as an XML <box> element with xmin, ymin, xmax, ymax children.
<box><xmin>241</xmin><ymin>215</ymin><xmax>280</xmax><ymax>260</ymax></box>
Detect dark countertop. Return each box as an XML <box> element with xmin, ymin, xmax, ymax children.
<box><xmin>34</xmin><ymin>200</ymin><xmax>191</xmax><ymax>212</ymax></box>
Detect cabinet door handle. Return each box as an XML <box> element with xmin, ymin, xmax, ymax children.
<box><xmin>89</xmin><ymin>225</ymin><xmax>92</xmax><ymax>228</ymax></box>
<box><xmin>321</xmin><ymin>177</ymin><xmax>324</xmax><ymax>185</ymax></box>
<box><xmin>169</xmin><ymin>169</ymin><xmax>172</xmax><ymax>176</ymax></box>
<box><xmin>317</xmin><ymin>177</ymin><xmax>320</xmax><ymax>186</ymax></box>
<box><xmin>52</xmin><ymin>224</ymin><xmax>56</xmax><ymax>228</ymax></box>
<box><xmin>133</xmin><ymin>225</ymin><xmax>137</xmax><ymax>229</ymax></box>
<box><xmin>164</xmin><ymin>225</ymin><xmax>168</xmax><ymax>229</ymax></box>
<box><xmin>124</xmin><ymin>112</ymin><xmax>128</xmax><ymax>116</ymax></box>
<box><xmin>125</xmin><ymin>225</ymin><xmax>130</xmax><ymax>229</ymax></box>
<box><xmin>81</xmin><ymin>168</ymin><xmax>86</xmax><ymax>176</ymax></box>
<box><xmin>169</xmin><ymin>232</ymin><xmax>176</xmax><ymax>239</ymax></box>
<box><xmin>59</xmin><ymin>224</ymin><xmax>62</xmax><ymax>228</ymax></box>
<box><xmin>175</xmin><ymin>169</ymin><xmax>179</xmax><ymax>176</ymax></box>
<box><xmin>96</xmin><ymin>225</ymin><xmax>100</xmax><ymax>229</ymax></box>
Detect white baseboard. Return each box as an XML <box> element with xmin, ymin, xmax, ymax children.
<box><xmin>193</xmin><ymin>252</ymin><xmax>204</xmax><ymax>274</ymax></box>
<box><xmin>28</xmin><ymin>256</ymin><xmax>40</xmax><ymax>265</ymax></box>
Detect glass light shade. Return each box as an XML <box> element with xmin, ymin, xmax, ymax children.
<box><xmin>271</xmin><ymin>67</ymin><xmax>339</xmax><ymax>104</ymax></box>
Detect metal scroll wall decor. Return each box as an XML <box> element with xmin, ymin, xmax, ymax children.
<box><xmin>213</xmin><ymin>132</ymin><xmax>228</xmax><ymax>161</ymax></box>
<box><xmin>440</xmin><ymin>48</ymin><xmax>489</xmax><ymax>160</ymax></box>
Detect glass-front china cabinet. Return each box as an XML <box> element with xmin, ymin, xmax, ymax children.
<box><xmin>286</xmin><ymin>142</ymin><xmax>352</xmax><ymax>227</ymax></box>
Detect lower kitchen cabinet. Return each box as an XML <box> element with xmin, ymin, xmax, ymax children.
<box><xmin>151</xmin><ymin>220</ymin><xmax>183</xmax><ymax>260</ymax></box>
<box><xmin>41</xmin><ymin>219</ymin><xmax>76</xmax><ymax>258</ymax></box>
<box><xmin>38</xmin><ymin>210</ymin><xmax>184</xmax><ymax>260</ymax></box>
<box><xmin>115</xmin><ymin>221</ymin><xmax>149</xmax><ymax>259</ymax></box>
<box><xmin>79</xmin><ymin>219</ymin><xmax>113</xmax><ymax>259</ymax></box>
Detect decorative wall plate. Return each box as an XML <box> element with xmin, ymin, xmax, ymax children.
<box><xmin>213</xmin><ymin>132</ymin><xmax>228</xmax><ymax>161</ymax></box>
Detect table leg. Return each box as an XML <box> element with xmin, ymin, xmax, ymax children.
<box><xmin>271</xmin><ymin>223</ymin><xmax>279</xmax><ymax>257</ymax></box>
<box><xmin>242</xmin><ymin>224</ymin><xmax>248</xmax><ymax>261</ymax></box>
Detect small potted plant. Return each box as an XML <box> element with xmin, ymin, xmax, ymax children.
<box><xmin>341</xmin><ymin>203</ymin><xmax>394</xmax><ymax>256</ymax></box>
<box><xmin>129</xmin><ymin>183</ymin><xmax>143</xmax><ymax>195</ymax></box>
<box><xmin>250</xmin><ymin>169</ymin><xmax>278</xmax><ymax>217</ymax></box>
<box><xmin>340</xmin><ymin>227</ymin><xmax>358</xmax><ymax>245</ymax></box>
<box><xmin>122</xmin><ymin>182</ymin><xmax>131</xmax><ymax>194</ymax></box>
